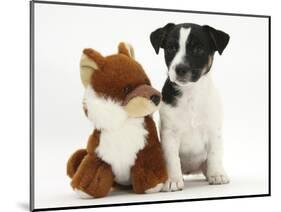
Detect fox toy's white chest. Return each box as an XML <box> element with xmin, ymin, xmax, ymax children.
<box><xmin>95</xmin><ymin>118</ymin><xmax>148</xmax><ymax>185</ymax></box>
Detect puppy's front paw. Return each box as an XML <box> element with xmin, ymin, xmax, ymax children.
<box><xmin>207</xmin><ymin>170</ymin><xmax>230</xmax><ymax>185</ymax></box>
<box><xmin>162</xmin><ymin>177</ymin><xmax>184</xmax><ymax>192</ymax></box>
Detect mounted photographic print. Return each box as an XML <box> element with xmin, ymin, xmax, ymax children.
<box><xmin>30</xmin><ymin>1</ymin><xmax>271</xmax><ymax>211</ymax></box>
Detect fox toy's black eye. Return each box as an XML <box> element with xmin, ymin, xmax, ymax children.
<box><xmin>123</xmin><ymin>85</ymin><xmax>133</xmax><ymax>94</ymax></box>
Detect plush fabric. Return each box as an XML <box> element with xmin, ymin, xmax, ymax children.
<box><xmin>131</xmin><ymin>116</ymin><xmax>168</xmax><ymax>193</ymax></box>
<box><xmin>67</xmin><ymin>42</ymin><xmax>167</xmax><ymax>198</ymax></box>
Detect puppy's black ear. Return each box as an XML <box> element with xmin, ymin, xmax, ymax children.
<box><xmin>150</xmin><ymin>23</ymin><xmax>175</xmax><ymax>54</ymax></box>
<box><xmin>203</xmin><ymin>25</ymin><xmax>230</xmax><ymax>55</ymax></box>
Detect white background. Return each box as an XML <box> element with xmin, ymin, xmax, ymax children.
<box><xmin>33</xmin><ymin>2</ymin><xmax>269</xmax><ymax>209</ymax></box>
<box><xmin>0</xmin><ymin>0</ymin><xmax>280</xmax><ymax>212</ymax></box>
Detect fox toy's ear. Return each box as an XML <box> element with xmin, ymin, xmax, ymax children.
<box><xmin>118</xmin><ymin>42</ymin><xmax>135</xmax><ymax>58</ymax></box>
<box><xmin>80</xmin><ymin>48</ymin><xmax>105</xmax><ymax>87</ymax></box>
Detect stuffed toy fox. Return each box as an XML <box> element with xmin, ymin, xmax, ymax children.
<box><xmin>67</xmin><ymin>42</ymin><xmax>168</xmax><ymax>198</ymax></box>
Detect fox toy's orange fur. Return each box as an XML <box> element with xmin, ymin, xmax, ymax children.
<box><xmin>67</xmin><ymin>42</ymin><xmax>167</xmax><ymax>198</ymax></box>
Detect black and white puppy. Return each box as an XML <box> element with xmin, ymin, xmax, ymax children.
<box><xmin>150</xmin><ymin>23</ymin><xmax>230</xmax><ymax>191</ymax></box>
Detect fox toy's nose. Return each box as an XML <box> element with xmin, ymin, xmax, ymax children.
<box><xmin>150</xmin><ymin>95</ymin><xmax>161</xmax><ymax>106</ymax></box>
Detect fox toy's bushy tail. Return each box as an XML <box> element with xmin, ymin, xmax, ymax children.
<box><xmin>67</xmin><ymin>149</ymin><xmax>87</xmax><ymax>178</ymax></box>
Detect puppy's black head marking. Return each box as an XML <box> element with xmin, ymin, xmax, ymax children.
<box><xmin>162</xmin><ymin>78</ymin><xmax>182</xmax><ymax>106</ymax></box>
<box><xmin>202</xmin><ymin>25</ymin><xmax>230</xmax><ymax>55</ymax></box>
<box><xmin>150</xmin><ymin>23</ymin><xmax>176</xmax><ymax>54</ymax></box>
<box><xmin>150</xmin><ymin>23</ymin><xmax>229</xmax><ymax>57</ymax></box>
<box><xmin>150</xmin><ymin>23</ymin><xmax>229</xmax><ymax>102</ymax></box>
<box><xmin>150</xmin><ymin>23</ymin><xmax>230</xmax><ymax>106</ymax></box>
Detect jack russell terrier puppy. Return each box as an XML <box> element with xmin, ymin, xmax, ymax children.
<box><xmin>150</xmin><ymin>23</ymin><xmax>230</xmax><ymax>191</ymax></box>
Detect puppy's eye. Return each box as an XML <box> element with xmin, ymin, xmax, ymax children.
<box><xmin>192</xmin><ymin>46</ymin><xmax>205</xmax><ymax>56</ymax></box>
<box><xmin>167</xmin><ymin>46</ymin><xmax>177</xmax><ymax>53</ymax></box>
<box><xmin>123</xmin><ymin>85</ymin><xmax>133</xmax><ymax>94</ymax></box>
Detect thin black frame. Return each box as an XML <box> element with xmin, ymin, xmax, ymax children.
<box><xmin>29</xmin><ymin>0</ymin><xmax>271</xmax><ymax>211</ymax></box>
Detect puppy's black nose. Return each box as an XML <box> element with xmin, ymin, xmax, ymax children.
<box><xmin>175</xmin><ymin>64</ymin><xmax>188</xmax><ymax>76</ymax></box>
<box><xmin>150</xmin><ymin>95</ymin><xmax>161</xmax><ymax>106</ymax></box>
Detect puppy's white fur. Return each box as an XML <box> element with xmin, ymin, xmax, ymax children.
<box><xmin>168</xmin><ymin>28</ymin><xmax>191</xmax><ymax>85</ymax></box>
<box><xmin>160</xmin><ymin>27</ymin><xmax>229</xmax><ymax>192</ymax></box>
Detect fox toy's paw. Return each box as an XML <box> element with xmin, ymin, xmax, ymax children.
<box><xmin>162</xmin><ymin>177</ymin><xmax>184</xmax><ymax>192</ymax></box>
<box><xmin>70</xmin><ymin>155</ymin><xmax>114</xmax><ymax>198</ymax></box>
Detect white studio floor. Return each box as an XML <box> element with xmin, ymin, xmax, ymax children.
<box><xmin>34</xmin><ymin>130</ymin><xmax>269</xmax><ymax>210</ymax></box>
<box><xmin>34</xmin><ymin>173</ymin><xmax>268</xmax><ymax>209</ymax></box>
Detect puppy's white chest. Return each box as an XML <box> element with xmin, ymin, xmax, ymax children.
<box><xmin>95</xmin><ymin>118</ymin><xmax>148</xmax><ymax>185</ymax></box>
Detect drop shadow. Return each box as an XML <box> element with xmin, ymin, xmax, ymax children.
<box><xmin>16</xmin><ymin>202</ymin><xmax>29</xmax><ymax>211</ymax></box>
